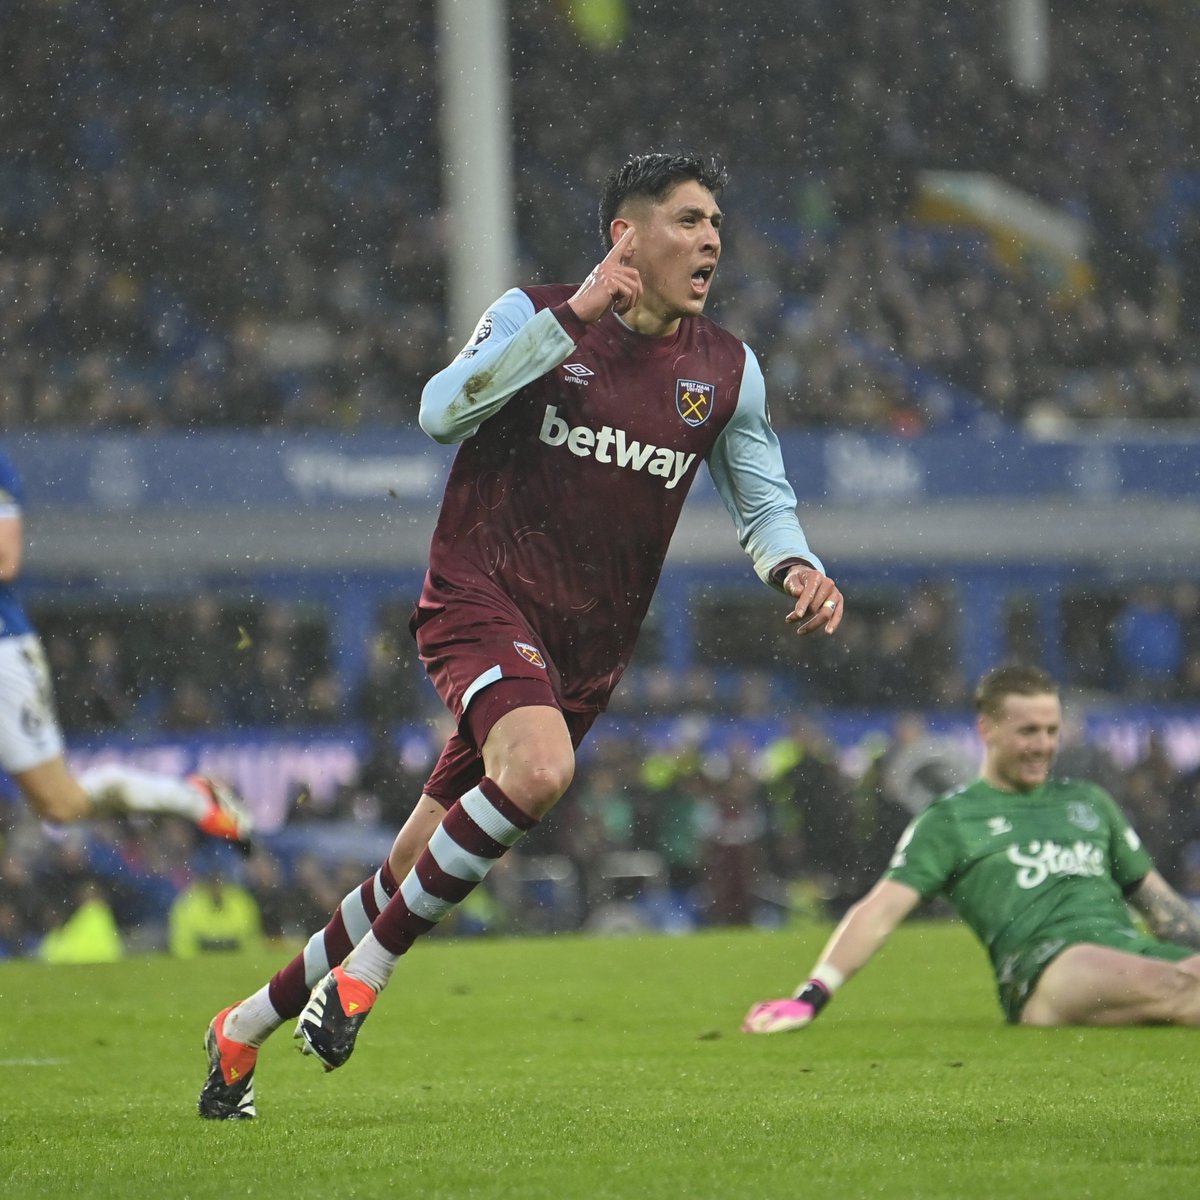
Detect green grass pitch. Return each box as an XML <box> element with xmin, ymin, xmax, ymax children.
<box><xmin>2</xmin><ymin>921</ymin><xmax>1198</xmax><ymax>1199</ymax></box>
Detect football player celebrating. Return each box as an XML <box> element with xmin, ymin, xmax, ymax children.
<box><xmin>200</xmin><ymin>151</ymin><xmax>844</xmax><ymax>1118</ymax></box>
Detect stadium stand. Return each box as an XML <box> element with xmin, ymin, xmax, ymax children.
<box><xmin>1</xmin><ymin>0</ymin><xmax>1198</xmax><ymax>432</ymax></box>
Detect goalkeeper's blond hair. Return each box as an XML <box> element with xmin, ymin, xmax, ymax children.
<box><xmin>974</xmin><ymin>664</ymin><xmax>1059</xmax><ymax>720</ymax></box>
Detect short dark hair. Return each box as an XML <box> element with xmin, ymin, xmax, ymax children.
<box><xmin>974</xmin><ymin>664</ymin><xmax>1059</xmax><ymax>718</ymax></box>
<box><xmin>598</xmin><ymin>152</ymin><xmax>728</xmax><ymax>248</ymax></box>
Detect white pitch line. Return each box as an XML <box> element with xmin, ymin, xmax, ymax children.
<box><xmin>0</xmin><ymin>1058</ymin><xmax>67</xmax><ymax>1067</ymax></box>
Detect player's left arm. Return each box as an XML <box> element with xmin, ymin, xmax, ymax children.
<box><xmin>0</xmin><ymin>513</ymin><xmax>22</xmax><ymax>582</ymax></box>
<box><xmin>419</xmin><ymin>289</ymin><xmax>577</xmax><ymax>444</ymax></box>
<box><xmin>706</xmin><ymin>346</ymin><xmax>842</xmax><ymax>635</ymax></box>
<box><xmin>1127</xmin><ymin>870</ymin><xmax>1200</xmax><ymax>949</ymax></box>
<box><xmin>0</xmin><ymin>458</ymin><xmax>24</xmax><ymax>582</ymax></box>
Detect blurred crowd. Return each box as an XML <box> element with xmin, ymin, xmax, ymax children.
<box><xmin>34</xmin><ymin>594</ymin><xmax>351</xmax><ymax>732</ymax></box>
<box><xmin>2</xmin><ymin>1</ymin><xmax>1199</xmax><ymax>434</ymax></box>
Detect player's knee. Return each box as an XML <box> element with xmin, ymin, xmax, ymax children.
<box><xmin>521</xmin><ymin>756</ymin><xmax>575</xmax><ymax>813</ymax></box>
<box><xmin>1156</xmin><ymin>965</ymin><xmax>1200</xmax><ymax>1021</ymax></box>
<box><xmin>497</xmin><ymin>752</ymin><xmax>574</xmax><ymax>818</ymax></box>
<box><xmin>1017</xmin><ymin>997</ymin><xmax>1058</xmax><ymax>1027</ymax></box>
<box><xmin>18</xmin><ymin>758</ymin><xmax>93</xmax><ymax>824</ymax></box>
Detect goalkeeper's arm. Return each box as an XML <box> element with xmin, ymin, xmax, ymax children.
<box><xmin>742</xmin><ymin>879</ymin><xmax>921</xmax><ymax>1033</ymax></box>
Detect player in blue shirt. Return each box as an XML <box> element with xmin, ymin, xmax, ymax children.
<box><xmin>0</xmin><ymin>449</ymin><xmax>251</xmax><ymax>845</ymax></box>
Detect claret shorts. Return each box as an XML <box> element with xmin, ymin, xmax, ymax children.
<box><xmin>410</xmin><ymin>581</ymin><xmax>600</xmax><ymax>806</ymax></box>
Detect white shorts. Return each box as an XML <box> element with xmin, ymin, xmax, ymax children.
<box><xmin>0</xmin><ymin>633</ymin><xmax>65</xmax><ymax>774</ymax></box>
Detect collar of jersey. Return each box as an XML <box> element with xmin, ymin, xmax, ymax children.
<box><xmin>605</xmin><ymin>310</ymin><xmax>689</xmax><ymax>357</ymax></box>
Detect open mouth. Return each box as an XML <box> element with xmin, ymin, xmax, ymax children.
<box><xmin>691</xmin><ymin>266</ymin><xmax>715</xmax><ymax>291</ymax></box>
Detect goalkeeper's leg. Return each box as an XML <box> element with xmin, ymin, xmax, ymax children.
<box><xmin>1020</xmin><ymin>944</ymin><xmax>1200</xmax><ymax>1026</ymax></box>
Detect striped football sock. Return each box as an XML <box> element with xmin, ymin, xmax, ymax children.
<box><xmin>343</xmin><ymin>779</ymin><xmax>537</xmax><ymax>992</ymax></box>
<box><xmin>265</xmin><ymin>860</ymin><xmax>399</xmax><ymax>1021</ymax></box>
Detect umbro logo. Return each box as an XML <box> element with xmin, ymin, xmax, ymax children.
<box><xmin>563</xmin><ymin>363</ymin><xmax>594</xmax><ymax>385</ymax></box>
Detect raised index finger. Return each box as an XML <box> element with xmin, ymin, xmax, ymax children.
<box><xmin>606</xmin><ymin>225</ymin><xmax>636</xmax><ymax>264</ymax></box>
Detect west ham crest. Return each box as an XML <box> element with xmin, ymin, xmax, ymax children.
<box><xmin>513</xmin><ymin>641</ymin><xmax>546</xmax><ymax>668</ymax></box>
<box><xmin>676</xmin><ymin>379</ymin><xmax>715</xmax><ymax>427</ymax></box>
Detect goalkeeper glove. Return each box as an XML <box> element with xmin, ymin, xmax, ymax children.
<box><xmin>741</xmin><ymin>980</ymin><xmax>832</xmax><ymax>1034</ymax></box>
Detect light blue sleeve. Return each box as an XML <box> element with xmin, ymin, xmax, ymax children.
<box><xmin>418</xmin><ymin>289</ymin><xmax>578</xmax><ymax>444</ymax></box>
<box><xmin>706</xmin><ymin>345</ymin><xmax>824</xmax><ymax>589</ymax></box>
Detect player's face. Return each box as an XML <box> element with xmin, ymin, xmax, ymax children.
<box><xmin>979</xmin><ymin>692</ymin><xmax>1062</xmax><ymax>793</ymax></box>
<box><xmin>620</xmin><ymin>180</ymin><xmax>722</xmax><ymax>331</ymax></box>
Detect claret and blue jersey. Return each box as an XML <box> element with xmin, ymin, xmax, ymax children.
<box><xmin>417</xmin><ymin>285</ymin><xmax>822</xmax><ymax>709</ymax></box>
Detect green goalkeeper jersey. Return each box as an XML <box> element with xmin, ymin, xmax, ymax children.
<box><xmin>884</xmin><ymin>777</ymin><xmax>1153</xmax><ymax>986</ymax></box>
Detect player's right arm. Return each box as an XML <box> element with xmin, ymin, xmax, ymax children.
<box><xmin>743</xmin><ymin>801</ymin><xmax>959</xmax><ymax>1033</ymax></box>
<box><xmin>420</xmin><ymin>229</ymin><xmax>641</xmax><ymax>445</ymax></box>
<box><xmin>742</xmin><ymin>880</ymin><xmax>921</xmax><ymax>1033</ymax></box>
<box><xmin>419</xmin><ymin>289</ymin><xmax>576</xmax><ymax>444</ymax></box>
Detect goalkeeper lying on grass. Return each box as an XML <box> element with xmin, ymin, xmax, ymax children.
<box><xmin>745</xmin><ymin>665</ymin><xmax>1200</xmax><ymax>1031</ymax></box>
